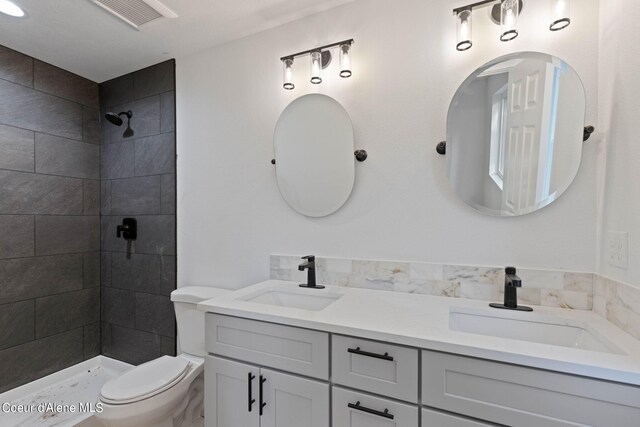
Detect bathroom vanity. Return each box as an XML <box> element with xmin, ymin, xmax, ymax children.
<box><xmin>199</xmin><ymin>281</ymin><xmax>640</xmax><ymax>427</ymax></box>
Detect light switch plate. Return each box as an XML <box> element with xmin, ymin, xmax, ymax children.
<box><xmin>607</xmin><ymin>231</ymin><xmax>628</xmax><ymax>269</ymax></box>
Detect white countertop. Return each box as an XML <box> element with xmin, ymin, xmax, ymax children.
<box><xmin>198</xmin><ymin>280</ymin><xmax>640</xmax><ymax>386</ymax></box>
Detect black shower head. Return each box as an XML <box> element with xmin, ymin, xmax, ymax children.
<box><xmin>105</xmin><ymin>110</ymin><xmax>132</xmax><ymax>127</ymax></box>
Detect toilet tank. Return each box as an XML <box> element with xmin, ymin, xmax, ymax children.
<box><xmin>171</xmin><ymin>286</ymin><xmax>231</xmax><ymax>357</ymax></box>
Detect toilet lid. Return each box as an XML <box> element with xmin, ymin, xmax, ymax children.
<box><xmin>100</xmin><ymin>356</ymin><xmax>190</xmax><ymax>405</ymax></box>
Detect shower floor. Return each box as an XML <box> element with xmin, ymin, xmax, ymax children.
<box><xmin>0</xmin><ymin>356</ymin><xmax>131</xmax><ymax>427</ymax></box>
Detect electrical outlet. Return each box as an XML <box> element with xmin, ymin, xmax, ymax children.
<box><xmin>607</xmin><ymin>231</ymin><xmax>628</xmax><ymax>269</ymax></box>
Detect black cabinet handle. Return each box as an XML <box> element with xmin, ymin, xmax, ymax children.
<box><xmin>348</xmin><ymin>401</ymin><xmax>394</xmax><ymax>419</ymax></box>
<box><xmin>347</xmin><ymin>346</ymin><xmax>394</xmax><ymax>361</ymax></box>
<box><xmin>259</xmin><ymin>375</ymin><xmax>267</xmax><ymax>416</ymax></box>
<box><xmin>247</xmin><ymin>373</ymin><xmax>256</xmax><ymax>412</ymax></box>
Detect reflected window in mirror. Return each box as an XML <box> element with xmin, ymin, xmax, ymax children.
<box><xmin>446</xmin><ymin>52</ymin><xmax>587</xmax><ymax>217</ymax></box>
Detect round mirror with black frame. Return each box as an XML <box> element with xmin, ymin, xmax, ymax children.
<box><xmin>446</xmin><ymin>51</ymin><xmax>587</xmax><ymax>216</ymax></box>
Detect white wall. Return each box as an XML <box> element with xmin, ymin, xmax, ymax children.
<box><xmin>597</xmin><ymin>0</ymin><xmax>640</xmax><ymax>287</ymax></box>
<box><xmin>176</xmin><ymin>0</ymin><xmax>600</xmax><ymax>289</ymax></box>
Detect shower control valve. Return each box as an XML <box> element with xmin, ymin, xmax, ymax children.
<box><xmin>116</xmin><ymin>218</ymin><xmax>137</xmax><ymax>241</ymax></box>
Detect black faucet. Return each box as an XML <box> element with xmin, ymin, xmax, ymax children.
<box><xmin>490</xmin><ymin>267</ymin><xmax>533</xmax><ymax>312</ymax></box>
<box><xmin>298</xmin><ymin>255</ymin><xmax>325</xmax><ymax>289</ymax></box>
<box><xmin>116</xmin><ymin>218</ymin><xmax>137</xmax><ymax>241</ymax></box>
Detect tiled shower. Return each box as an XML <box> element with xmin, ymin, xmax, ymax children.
<box><xmin>0</xmin><ymin>44</ymin><xmax>176</xmax><ymax>393</ymax></box>
<box><xmin>100</xmin><ymin>60</ymin><xmax>177</xmax><ymax>365</ymax></box>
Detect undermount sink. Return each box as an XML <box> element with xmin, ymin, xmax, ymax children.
<box><xmin>449</xmin><ymin>308</ymin><xmax>625</xmax><ymax>354</ymax></box>
<box><xmin>240</xmin><ymin>287</ymin><xmax>343</xmax><ymax>311</ymax></box>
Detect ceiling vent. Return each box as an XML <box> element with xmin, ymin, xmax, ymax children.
<box><xmin>91</xmin><ymin>0</ymin><xmax>177</xmax><ymax>30</ymax></box>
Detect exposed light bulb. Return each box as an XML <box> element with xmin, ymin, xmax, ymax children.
<box><xmin>550</xmin><ymin>0</ymin><xmax>571</xmax><ymax>31</ymax></box>
<box><xmin>310</xmin><ymin>51</ymin><xmax>322</xmax><ymax>84</ymax></box>
<box><xmin>339</xmin><ymin>43</ymin><xmax>352</xmax><ymax>78</ymax></box>
<box><xmin>283</xmin><ymin>58</ymin><xmax>294</xmax><ymax>90</ymax></box>
<box><xmin>456</xmin><ymin>9</ymin><xmax>473</xmax><ymax>51</ymax></box>
<box><xmin>500</xmin><ymin>0</ymin><xmax>519</xmax><ymax>42</ymax></box>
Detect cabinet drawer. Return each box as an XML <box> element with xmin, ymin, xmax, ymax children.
<box><xmin>206</xmin><ymin>314</ymin><xmax>329</xmax><ymax>380</ymax></box>
<box><xmin>332</xmin><ymin>335</ymin><xmax>418</xmax><ymax>403</ymax></box>
<box><xmin>422</xmin><ymin>408</ymin><xmax>493</xmax><ymax>427</ymax></box>
<box><xmin>422</xmin><ymin>350</ymin><xmax>640</xmax><ymax>427</ymax></box>
<box><xmin>332</xmin><ymin>386</ymin><xmax>419</xmax><ymax>427</ymax></box>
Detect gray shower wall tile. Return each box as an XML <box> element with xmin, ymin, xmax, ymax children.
<box><xmin>0</xmin><ymin>44</ymin><xmax>101</xmax><ymax>391</ymax></box>
<box><xmin>83</xmin><ymin>106</ymin><xmax>100</xmax><ymax>145</ymax></box>
<box><xmin>135</xmin><ymin>292</ymin><xmax>175</xmax><ymax>338</ymax></box>
<box><xmin>84</xmin><ymin>252</ymin><xmax>100</xmax><ymax>288</ymax></box>
<box><xmin>0</xmin><ymin>215</ymin><xmax>34</xmax><ymax>259</ymax></box>
<box><xmin>105</xmin><ymin>325</ymin><xmax>162</xmax><ymax>366</ymax></box>
<box><xmin>35</xmin><ymin>288</ymin><xmax>100</xmax><ymax>338</ymax></box>
<box><xmin>101</xmin><ymin>141</ymin><xmax>135</xmax><ymax>179</ymax></box>
<box><xmin>110</xmin><ymin>175</ymin><xmax>161</xmax><ymax>214</ymax></box>
<box><xmin>102</xmin><ymin>287</ymin><xmax>135</xmax><ymax>328</ymax></box>
<box><xmin>110</xmin><ymin>253</ymin><xmax>174</xmax><ymax>295</ymax></box>
<box><xmin>100</xmin><ymin>60</ymin><xmax>176</xmax><ymax>366</ymax></box>
<box><xmin>84</xmin><ymin>179</ymin><xmax>100</xmax><ymax>215</ymax></box>
<box><xmin>0</xmin><ymin>300</ymin><xmax>35</xmax><ymax>350</ymax></box>
<box><xmin>101</xmin><ymin>96</ymin><xmax>160</xmax><ymax>144</ymax></box>
<box><xmin>0</xmin><ymin>45</ymin><xmax>33</xmax><ymax>87</ymax></box>
<box><xmin>0</xmin><ymin>123</ymin><xmax>34</xmax><ymax>172</ymax></box>
<box><xmin>0</xmin><ymin>328</ymin><xmax>83</xmax><ymax>393</ymax></box>
<box><xmin>135</xmin><ymin>215</ymin><xmax>175</xmax><ymax>255</ymax></box>
<box><xmin>35</xmin><ymin>133</ymin><xmax>100</xmax><ymax>179</ymax></box>
<box><xmin>161</xmin><ymin>174</ymin><xmax>176</xmax><ymax>214</ymax></box>
<box><xmin>100</xmin><ymin>73</ymin><xmax>134</xmax><ymax>109</ymax></box>
<box><xmin>35</xmin><ymin>216</ymin><xmax>100</xmax><ymax>255</ymax></box>
<box><xmin>101</xmin><ymin>252</ymin><xmax>112</xmax><ymax>287</ymax></box>
<box><xmin>134</xmin><ymin>60</ymin><xmax>174</xmax><ymax>99</ymax></box>
<box><xmin>110</xmin><ymin>253</ymin><xmax>159</xmax><ymax>293</ymax></box>
<box><xmin>0</xmin><ymin>170</ymin><xmax>83</xmax><ymax>215</ymax></box>
<box><xmin>134</xmin><ymin>132</ymin><xmax>175</xmax><ymax>176</ymax></box>
<box><xmin>161</xmin><ymin>337</ymin><xmax>176</xmax><ymax>357</ymax></box>
<box><xmin>83</xmin><ymin>322</ymin><xmax>100</xmax><ymax>359</ymax></box>
<box><xmin>34</xmin><ymin>60</ymin><xmax>99</xmax><ymax>109</ymax></box>
<box><xmin>0</xmin><ymin>79</ymin><xmax>82</xmax><ymax>140</ymax></box>
<box><xmin>160</xmin><ymin>91</ymin><xmax>175</xmax><ymax>133</ymax></box>
<box><xmin>160</xmin><ymin>254</ymin><xmax>176</xmax><ymax>293</ymax></box>
<box><xmin>0</xmin><ymin>254</ymin><xmax>83</xmax><ymax>304</ymax></box>
<box><xmin>101</xmin><ymin>215</ymin><xmax>175</xmax><ymax>255</ymax></box>
<box><xmin>101</xmin><ymin>181</ymin><xmax>112</xmax><ymax>214</ymax></box>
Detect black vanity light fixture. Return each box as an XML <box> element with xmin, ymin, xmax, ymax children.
<box><xmin>281</xmin><ymin>39</ymin><xmax>354</xmax><ymax>90</ymax></box>
<box><xmin>454</xmin><ymin>0</ymin><xmax>571</xmax><ymax>51</ymax></box>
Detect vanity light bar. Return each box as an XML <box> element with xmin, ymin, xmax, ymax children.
<box><xmin>280</xmin><ymin>39</ymin><xmax>354</xmax><ymax>90</ymax></box>
<box><xmin>453</xmin><ymin>0</ymin><xmax>571</xmax><ymax>52</ymax></box>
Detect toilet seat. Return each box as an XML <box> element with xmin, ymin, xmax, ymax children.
<box><xmin>100</xmin><ymin>356</ymin><xmax>190</xmax><ymax>405</ymax></box>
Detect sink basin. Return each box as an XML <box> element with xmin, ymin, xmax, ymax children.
<box><xmin>449</xmin><ymin>308</ymin><xmax>624</xmax><ymax>354</ymax></box>
<box><xmin>240</xmin><ymin>287</ymin><xmax>343</xmax><ymax>311</ymax></box>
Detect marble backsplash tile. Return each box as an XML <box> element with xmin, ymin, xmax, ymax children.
<box><xmin>270</xmin><ymin>255</ymin><xmax>594</xmax><ymax>311</ymax></box>
<box><xmin>594</xmin><ymin>276</ymin><xmax>640</xmax><ymax>340</ymax></box>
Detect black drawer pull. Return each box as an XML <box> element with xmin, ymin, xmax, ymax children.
<box><xmin>259</xmin><ymin>375</ymin><xmax>267</xmax><ymax>416</ymax></box>
<box><xmin>247</xmin><ymin>372</ymin><xmax>256</xmax><ymax>412</ymax></box>
<box><xmin>348</xmin><ymin>401</ymin><xmax>394</xmax><ymax>420</ymax></box>
<box><xmin>347</xmin><ymin>346</ymin><xmax>394</xmax><ymax>361</ymax></box>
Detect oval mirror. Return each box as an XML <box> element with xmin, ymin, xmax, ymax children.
<box><xmin>274</xmin><ymin>94</ymin><xmax>355</xmax><ymax>217</ymax></box>
<box><xmin>446</xmin><ymin>52</ymin><xmax>586</xmax><ymax>216</ymax></box>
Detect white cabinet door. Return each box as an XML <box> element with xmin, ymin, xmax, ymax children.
<box><xmin>260</xmin><ymin>368</ymin><xmax>330</xmax><ymax>427</ymax></box>
<box><xmin>204</xmin><ymin>356</ymin><xmax>260</xmax><ymax>427</ymax></box>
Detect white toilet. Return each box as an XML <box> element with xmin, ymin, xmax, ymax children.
<box><xmin>96</xmin><ymin>287</ymin><xmax>230</xmax><ymax>427</ymax></box>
